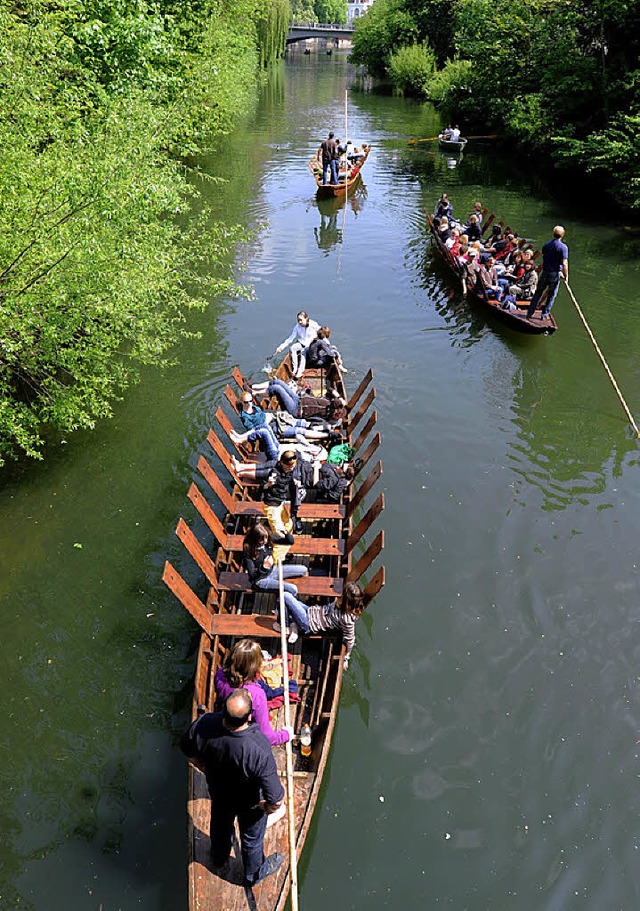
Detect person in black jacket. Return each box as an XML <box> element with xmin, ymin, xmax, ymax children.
<box><xmin>262</xmin><ymin>450</ymin><xmax>313</xmax><ymax>536</ymax></box>
<box><xmin>180</xmin><ymin>689</ymin><xmax>285</xmax><ymax>885</ymax></box>
<box><xmin>243</xmin><ymin>522</ymin><xmax>308</xmax><ymax>595</ymax></box>
<box><xmin>305</xmin><ymin>326</ymin><xmax>344</xmax><ymax>371</ymax></box>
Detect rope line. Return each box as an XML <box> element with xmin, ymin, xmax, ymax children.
<box><xmin>564</xmin><ymin>278</ymin><xmax>640</xmax><ymax>438</ymax></box>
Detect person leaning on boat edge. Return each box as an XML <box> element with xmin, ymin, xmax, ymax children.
<box><xmin>180</xmin><ymin>688</ymin><xmax>285</xmax><ymax>886</ymax></box>
<box><xmin>526</xmin><ymin>225</ymin><xmax>568</xmax><ymax>319</ymax></box>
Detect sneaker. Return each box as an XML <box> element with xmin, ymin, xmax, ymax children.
<box><xmin>288</xmin><ymin>621</ymin><xmax>299</xmax><ymax>644</ymax></box>
<box><xmin>247</xmin><ymin>852</ymin><xmax>284</xmax><ymax>886</ymax></box>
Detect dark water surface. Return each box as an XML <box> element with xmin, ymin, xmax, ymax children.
<box><xmin>3</xmin><ymin>47</ymin><xmax>640</xmax><ymax>911</ymax></box>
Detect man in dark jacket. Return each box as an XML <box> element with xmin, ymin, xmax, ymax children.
<box><xmin>262</xmin><ymin>450</ymin><xmax>313</xmax><ymax>535</ymax></box>
<box><xmin>180</xmin><ymin>689</ymin><xmax>285</xmax><ymax>886</ymax></box>
<box><xmin>319</xmin><ymin>131</ymin><xmax>338</xmax><ymax>185</ymax></box>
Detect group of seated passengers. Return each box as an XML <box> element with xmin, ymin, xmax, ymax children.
<box><xmin>230</xmin><ymin>311</ymin><xmax>354</xmax><ymax>504</ymax></box>
<box><xmin>219</xmin><ymin>315</ymin><xmax>364</xmax><ymax>665</ymax></box>
<box><xmin>442</xmin><ymin>124</ymin><xmax>462</xmax><ymax>142</ymax></box>
<box><xmin>433</xmin><ymin>195</ymin><xmax>539</xmax><ymax>306</ymax></box>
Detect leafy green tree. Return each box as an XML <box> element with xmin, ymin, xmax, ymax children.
<box><xmin>0</xmin><ymin>0</ymin><xmax>288</xmax><ymax>464</ymax></box>
<box><xmin>389</xmin><ymin>42</ymin><xmax>436</xmax><ymax>97</ymax></box>
<box><xmin>315</xmin><ymin>0</ymin><xmax>348</xmax><ymax>24</ymax></box>
<box><xmin>350</xmin><ymin>0</ymin><xmax>418</xmax><ymax>76</ymax></box>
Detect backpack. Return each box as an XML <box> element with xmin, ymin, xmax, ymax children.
<box><xmin>327</xmin><ymin>443</ymin><xmax>355</xmax><ymax>466</ymax></box>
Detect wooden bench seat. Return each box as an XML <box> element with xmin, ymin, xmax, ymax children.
<box><xmin>212</xmin><ymin>613</ymin><xmax>280</xmax><ymax>637</ymax></box>
<box><xmin>225</xmin><ymin>532</ymin><xmax>344</xmax><ymax>557</ymax></box>
<box><xmin>211</xmin><ymin>612</ymin><xmax>332</xmax><ymax>639</ymax></box>
<box><xmin>219</xmin><ymin>571</ymin><xmax>344</xmax><ymax>598</ymax></box>
<box><xmin>229</xmin><ymin>500</ymin><xmax>345</xmax><ymax>520</ymax></box>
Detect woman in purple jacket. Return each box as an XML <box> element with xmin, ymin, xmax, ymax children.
<box><xmin>214</xmin><ymin>639</ymin><xmax>292</xmax><ymax>746</ymax></box>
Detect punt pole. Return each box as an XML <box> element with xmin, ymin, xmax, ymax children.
<box><xmin>277</xmin><ymin>559</ymin><xmax>300</xmax><ymax>911</ymax></box>
<box><xmin>563</xmin><ymin>277</ymin><xmax>640</xmax><ymax>438</ymax></box>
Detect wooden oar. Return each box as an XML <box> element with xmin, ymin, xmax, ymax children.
<box><xmin>277</xmin><ymin>560</ymin><xmax>300</xmax><ymax>911</ymax></box>
<box><xmin>408</xmin><ymin>133</ymin><xmax>497</xmax><ymax>144</ymax></box>
<box><xmin>563</xmin><ymin>278</ymin><xmax>640</xmax><ymax>437</ymax></box>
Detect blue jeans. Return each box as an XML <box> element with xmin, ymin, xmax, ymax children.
<box><xmin>255</xmin><ymin>564</ymin><xmax>308</xmax><ymax>596</ymax></box>
<box><xmin>210</xmin><ymin>803</ymin><xmax>268</xmax><ymax>883</ymax></box>
<box><xmin>322</xmin><ymin>159</ymin><xmax>339</xmax><ymax>185</ymax></box>
<box><xmin>246</xmin><ymin>426</ymin><xmax>279</xmax><ymax>461</ymax></box>
<box><xmin>527</xmin><ymin>270</ymin><xmax>561</xmax><ymax>318</ymax></box>
<box><xmin>284</xmin><ymin>591</ymin><xmax>310</xmax><ymax>633</ymax></box>
<box><xmin>267</xmin><ymin>379</ymin><xmax>299</xmax><ymax>417</ymax></box>
<box><xmin>279</xmin><ymin>418</ymin><xmax>310</xmax><ymax>446</ymax></box>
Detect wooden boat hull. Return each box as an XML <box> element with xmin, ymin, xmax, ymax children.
<box><xmin>426</xmin><ymin>211</ymin><xmax>558</xmax><ymax>335</ymax></box>
<box><xmin>164</xmin><ymin>355</ymin><xmax>385</xmax><ymax>911</ymax></box>
<box><xmin>438</xmin><ymin>135</ymin><xmax>467</xmax><ymax>152</ymax></box>
<box><xmin>309</xmin><ymin>145</ymin><xmax>371</xmax><ymax>197</ymax></box>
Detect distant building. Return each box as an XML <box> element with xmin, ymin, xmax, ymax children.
<box><xmin>347</xmin><ymin>0</ymin><xmax>376</xmax><ymax>26</ymax></box>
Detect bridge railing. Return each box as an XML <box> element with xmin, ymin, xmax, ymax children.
<box><xmin>290</xmin><ymin>21</ymin><xmax>353</xmax><ymax>30</ymax></box>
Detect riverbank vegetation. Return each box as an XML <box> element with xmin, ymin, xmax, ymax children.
<box><xmin>351</xmin><ymin>0</ymin><xmax>640</xmax><ymax>211</ymax></box>
<box><xmin>0</xmin><ymin>0</ymin><xmax>289</xmax><ymax>465</ymax></box>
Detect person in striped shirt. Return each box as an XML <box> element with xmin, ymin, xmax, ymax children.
<box><xmin>276</xmin><ymin>582</ymin><xmax>365</xmax><ymax>668</ymax></box>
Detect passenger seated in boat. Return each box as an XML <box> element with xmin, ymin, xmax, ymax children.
<box><xmin>214</xmin><ymin>639</ymin><xmax>293</xmax><ymax>745</ymax></box>
<box><xmin>276</xmin><ymin>582</ymin><xmax>365</xmax><ymax>666</ymax></box>
<box><xmin>437</xmin><ymin>217</ymin><xmax>451</xmax><ymax>242</ymax></box>
<box><xmin>275</xmin><ymin>310</ymin><xmax>320</xmax><ymax>378</ymax></box>
<box><xmin>442</xmin><ymin>124</ymin><xmax>453</xmax><ymax>140</ymax></box>
<box><xmin>262</xmin><ymin>449</ymin><xmax>312</xmax><ymax>536</ymax></box>
<box><xmin>508</xmin><ymin>259</ymin><xmax>538</xmax><ymax>301</ymax></box>
<box><xmin>477</xmin><ymin>256</ymin><xmax>503</xmax><ymax>300</ymax></box>
<box><xmin>495</xmin><ymin>233</ymin><xmax>516</xmax><ymax>263</ymax></box>
<box><xmin>309</xmin><ymin>461</ymin><xmax>355</xmax><ymax>504</ymax></box>
<box><xmin>242</xmin><ymin>521</ymin><xmax>308</xmax><ymax>595</ymax></box>
<box><xmin>497</xmin><ymin>251</ymin><xmax>524</xmax><ymax>297</ymax></box>
<box><xmin>464</xmin><ymin>201</ymin><xmax>483</xmax><ymax>228</ymax></box>
<box><xmin>465</xmin><ymin>214</ymin><xmax>482</xmax><ymax>242</ymax></box>
<box><xmin>450</xmin><ymin>125</ymin><xmax>461</xmax><ymax>142</ymax></box>
<box><xmin>251</xmin><ymin>376</ymin><xmax>300</xmax><ymax>416</ymax></box>
<box><xmin>445</xmin><ymin>228</ymin><xmax>461</xmax><ymax>252</ymax></box>
<box><xmin>348</xmin><ymin>145</ymin><xmax>365</xmax><ymax>163</ymax></box>
<box><xmin>305</xmin><ymin>326</ymin><xmax>344</xmax><ymax>371</ymax></box>
<box><xmin>480</xmin><ymin>224</ymin><xmax>503</xmax><ymax>257</ymax></box>
<box><xmin>461</xmin><ymin>247</ymin><xmax>480</xmax><ymax>295</ymax></box>
<box><xmin>434</xmin><ymin>193</ymin><xmax>453</xmax><ymax>221</ymax></box>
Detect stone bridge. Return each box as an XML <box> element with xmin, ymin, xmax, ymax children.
<box><xmin>287</xmin><ymin>22</ymin><xmax>354</xmax><ymax>44</ymax></box>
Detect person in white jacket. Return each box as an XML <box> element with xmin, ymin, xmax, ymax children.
<box><xmin>275</xmin><ymin>310</ymin><xmax>320</xmax><ymax>377</ymax></box>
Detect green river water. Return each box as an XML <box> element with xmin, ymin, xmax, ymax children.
<box><xmin>3</xmin><ymin>46</ymin><xmax>640</xmax><ymax>911</ymax></box>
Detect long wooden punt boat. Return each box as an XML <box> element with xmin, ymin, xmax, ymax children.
<box><xmin>163</xmin><ymin>355</ymin><xmax>385</xmax><ymax>911</ymax></box>
<box><xmin>426</xmin><ymin>210</ymin><xmax>558</xmax><ymax>335</ymax></box>
<box><xmin>308</xmin><ymin>145</ymin><xmax>371</xmax><ymax>198</ymax></box>
<box><xmin>437</xmin><ymin>134</ymin><xmax>467</xmax><ymax>152</ymax></box>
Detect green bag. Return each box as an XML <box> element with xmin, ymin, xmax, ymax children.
<box><xmin>327</xmin><ymin>443</ymin><xmax>355</xmax><ymax>466</ymax></box>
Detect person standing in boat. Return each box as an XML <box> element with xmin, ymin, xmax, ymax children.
<box><xmin>180</xmin><ymin>689</ymin><xmax>285</xmax><ymax>885</ymax></box>
<box><xmin>319</xmin><ymin>131</ymin><xmax>339</xmax><ymax>185</ymax></box>
<box><xmin>450</xmin><ymin>125</ymin><xmax>461</xmax><ymax>142</ymax></box>
<box><xmin>275</xmin><ymin>310</ymin><xmax>320</xmax><ymax>378</ymax></box>
<box><xmin>526</xmin><ymin>225</ymin><xmax>568</xmax><ymax>319</ymax></box>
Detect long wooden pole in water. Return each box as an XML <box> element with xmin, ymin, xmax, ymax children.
<box><xmin>563</xmin><ymin>277</ymin><xmax>640</xmax><ymax>437</ymax></box>
<box><xmin>277</xmin><ymin>560</ymin><xmax>300</xmax><ymax>911</ymax></box>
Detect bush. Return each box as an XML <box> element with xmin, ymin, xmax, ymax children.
<box><xmin>426</xmin><ymin>57</ymin><xmax>473</xmax><ymax>119</ymax></box>
<box><xmin>388</xmin><ymin>42</ymin><xmax>436</xmax><ymax>97</ymax></box>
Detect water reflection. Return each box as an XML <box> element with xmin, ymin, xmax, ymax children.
<box><xmin>311</xmin><ymin>183</ymin><xmax>368</xmax><ymax>255</ymax></box>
